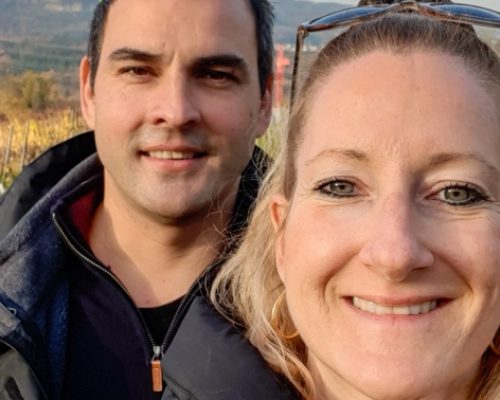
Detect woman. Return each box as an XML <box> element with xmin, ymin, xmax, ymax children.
<box><xmin>212</xmin><ymin>8</ymin><xmax>500</xmax><ymax>400</ymax></box>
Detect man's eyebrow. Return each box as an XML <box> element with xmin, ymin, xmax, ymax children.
<box><xmin>305</xmin><ymin>148</ymin><xmax>369</xmax><ymax>167</ymax></box>
<box><xmin>108</xmin><ymin>47</ymin><xmax>163</xmax><ymax>63</ymax></box>
<box><xmin>191</xmin><ymin>54</ymin><xmax>248</xmax><ymax>73</ymax></box>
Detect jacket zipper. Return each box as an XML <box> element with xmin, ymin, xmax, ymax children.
<box><xmin>52</xmin><ymin>212</ymin><xmax>163</xmax><ymax>393</ymax></box>
<box><xmin>0</xmin><ymin>338</ymin><xmax>49</xmax><ymax>400</ymax></box>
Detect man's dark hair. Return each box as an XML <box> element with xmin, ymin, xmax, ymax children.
<box><xmin>86</xmin><ymin>0</ymin><xmax>274</xmax><ymax>95</ymax></box>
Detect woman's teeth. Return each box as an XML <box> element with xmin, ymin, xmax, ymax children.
<box><xmin>352</xmin><ymin>297</ymin><xmax>438</xmax><ymax>316</ymax></box>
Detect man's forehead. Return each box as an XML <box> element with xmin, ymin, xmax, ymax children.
<box><xmin>102</xmin><ymin>0</ymin><xmax>257</xmax><ymax>62</ymax></box>
<box><xmin>105</xmin><ymin>0</ymin><xmax>255</xmax><ymax>35</ymax></box>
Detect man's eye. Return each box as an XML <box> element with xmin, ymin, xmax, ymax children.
<box><xmin>316</xmin><ymin>179</ymin><xmax>357</xmax><ymax>198</ymax></box>
<box><xmin>120</xmin><ymin>67</ymin><xmax>152</xmax><ymax>77</ymax></box>
<box><xmin>437</xmin><ymin>184</ymin><xmax>487</xmax><ymax>206</ymax></box>
<box><xmin>198</xmin><ymin>70</ymin><xmax>239</xmax><ymax>83</ymax></box>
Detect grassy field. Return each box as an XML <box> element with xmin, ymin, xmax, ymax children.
<box><xmin>0</xmin><ymin>109</ymin><xmax>86</xmax><ymax>190</ymax></box>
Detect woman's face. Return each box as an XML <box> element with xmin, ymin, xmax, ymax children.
<box><xmin>271</xmin><ymin>50</ymin><xmax>500</xmax><ymax>400</ymax></box>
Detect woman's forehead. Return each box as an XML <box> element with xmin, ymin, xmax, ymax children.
<box><xmin>297</xmin><ymin>50</ymin><xmax>500</xmax><ymax>170</ymax></box>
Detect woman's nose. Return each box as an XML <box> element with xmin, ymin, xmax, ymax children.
<box><xmin>358</xmin><ymin>193</ymin><xmax>434</xmax><ymax>282</ymax></box>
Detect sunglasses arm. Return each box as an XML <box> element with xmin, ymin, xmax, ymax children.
<box><xmin>290</xmin><ymin>25</ymin><xmax>308</xmax><ymax>108</ymax></box>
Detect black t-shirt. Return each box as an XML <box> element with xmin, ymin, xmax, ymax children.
<box><xmin>139</xmin><ymin>298</ymin><xmax>184</xmax><ymax>346</ymax></box>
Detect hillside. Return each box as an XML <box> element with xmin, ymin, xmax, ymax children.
<box><xmin>0</xmin><ymin>0</ymin><xmax>347</xmax><ymax>74</ymax></box>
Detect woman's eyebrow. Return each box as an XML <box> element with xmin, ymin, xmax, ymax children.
<box><xmin>305</xmin><ymin>148</ymin><xmax>369</xmax><ymax>167</ymax></box>
<box><xmin>427</xmin><ymin>152</ymin><xmax>500</xmax><ymax>176</ymax></box>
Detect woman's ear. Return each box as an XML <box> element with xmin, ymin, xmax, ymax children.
<box><xmin>269</xmin><ymin>193</ymin><xmax>289</xmax><ymax>283</ymax></box>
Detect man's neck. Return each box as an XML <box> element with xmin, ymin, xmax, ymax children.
<box><xmin>88</xmin><ymin>187</ymin><xmax>237</xmax><ymax>308</ymax></box>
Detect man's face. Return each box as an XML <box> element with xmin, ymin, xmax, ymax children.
<box><xmin>80</xmin><ymin>0</ymin><xmax>271</xmax><ymax>223</ymax></box>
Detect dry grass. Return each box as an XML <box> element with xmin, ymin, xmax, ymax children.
<box><xmin>0</xmin><ymin>109</ymin><xmax>86</xmax><ymax>189</ymax></box>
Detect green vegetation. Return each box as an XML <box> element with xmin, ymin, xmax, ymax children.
<box><xmin>0</xmin><ymin>71</ymin><xmax>60</xmax><ymax>118</ymax></box>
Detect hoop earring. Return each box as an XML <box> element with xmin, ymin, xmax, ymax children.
<box><xmin>270</xmin><ymin>290</ymin><xmax>300</xmax><ymax>341</ymax></box>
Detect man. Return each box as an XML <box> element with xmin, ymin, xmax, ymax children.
<box><xmin>0</xmin><ymin>1</ymin><xmax>297</xmax><ymax>399</ymax></box>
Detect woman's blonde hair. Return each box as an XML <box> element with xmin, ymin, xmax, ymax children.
<box><xmin>212</xmin><ymin>13</ymin><xmax>500</xmax><ymax>399</ymax></box>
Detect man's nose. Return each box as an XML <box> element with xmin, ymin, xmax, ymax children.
<box><xmin>148</xmin><ymin>74</ymin><xmax>201</xmax><ymax>129</ymax></box>
<box><xmin>358</xmin><ymin>194</ymin><xmax>434</xmax><ymax>282</ymax></box>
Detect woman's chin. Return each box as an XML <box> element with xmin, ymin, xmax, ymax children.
<box><xmin>309</xmin><ymin>351</ymin><xmax>478</xmax><ymax>400</ymax></box>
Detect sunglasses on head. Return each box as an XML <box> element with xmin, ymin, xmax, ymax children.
<box><xmin>290</xmin><ymin>0</ymin><xmax>500</xmax><ymax>105</ymax></box>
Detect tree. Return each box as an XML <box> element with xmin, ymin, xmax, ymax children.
<box><xmin>19</xmin><ymin>70</ymin><xmax>58</xmax><ymax>110</ymax></box>
<box><xmin>0</xmin><ymin>70</ymin><xmax>60</xmax><ymax>118</ymax></box>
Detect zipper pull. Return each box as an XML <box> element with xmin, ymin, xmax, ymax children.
<box><xmin>151</xmin><ymin>345</ymin><xmax>163</xmax><ymax>392</ymax></box>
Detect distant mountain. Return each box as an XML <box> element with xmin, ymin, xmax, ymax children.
<box><xmin>0</xmin><ymin>0</ymin><xmax>95</xmax><ymax>44</ymax></box>
<box><xmin>0</xmin><ymin>0</ymin><xmax>347</xmax><ymax>74</ymax></box>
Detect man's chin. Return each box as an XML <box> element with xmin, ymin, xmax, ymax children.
<box><xmin>139</xmin><ymin>197</ymin><xmax>219</xmax><ymax>225</ymax></box>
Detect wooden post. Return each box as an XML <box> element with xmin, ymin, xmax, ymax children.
<box><xmin>20</xmin><ymin>122</ymin><xmax>30</xmax><ymax>169</ymax></box>
<box><xmin>69</xmin><ymin>109</ymin><xmax>77</xmax><ymax>138</ymax></box>
<box><xmin>1</xmin><ymin>125</ymin><xmax>14</xmax><ymax>184</ymax></box>
<box><xmin>273</xmin><ymin>44</ymin><xmax>290</xmax><ymax>109</ymax></box>
<box><xmin>72</xmin><ymin>109</ymin><xmax>76</xmax><ymax>135</ymax></box>
<box><xmin>0</xmin><ymin>126</ymin><xmax>4</xmax><ymax>185</ymax></box>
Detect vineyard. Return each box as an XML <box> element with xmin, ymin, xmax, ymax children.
<box><xmin>0</xmin><ymin>109</ymin><xmax>86</xmax><ymax>191</ymax></box>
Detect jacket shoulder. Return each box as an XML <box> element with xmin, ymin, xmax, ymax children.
<box><xmin>0</xmin><ymin>131</ymin><xmax>96</xmax><ymax>240</ymax></box>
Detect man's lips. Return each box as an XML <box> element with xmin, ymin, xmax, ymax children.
<box><xmin>145</xmin><ymin>150</ymin><xmax>205</xmax><ymax>160</ymax></box>
<box><xmin>139</xmin><ymin>146</ymin><xmax>208</xmax><ymax>160</ymax></box>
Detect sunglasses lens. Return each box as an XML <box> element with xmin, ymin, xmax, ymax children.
<box><xmin>307</xmin><ymin>4</ymin><xmax>500</xmax><ymax>30</ymax></box>
<box><xmin>436</xmin><ymin>4</ymin><xmax>500</xmax><ymax>22</ymax></box>
<box><xmin>306</xmin><ymin>6</ymin><xmax>382</xmax><ymax>29</ymax></box>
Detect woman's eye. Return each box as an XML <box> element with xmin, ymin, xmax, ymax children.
<box><xmin>437</xmin><ymin>184</ymin><xmax>486</xmax><ymax>206</ymax></box>
<box><xmin>316</xmin><ymin>180</ymin><xmax>356</xmax><ymax>198</ymax></box>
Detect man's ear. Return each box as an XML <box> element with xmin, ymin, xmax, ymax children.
<box><xmin>80</xmin><ymin>56</ymin><xmax>95</xmax><ymax>129</ymax></box>
<box><xmin>269</xmin><ymin>193</ymin><xmax>289</xmax><ymax>283</ymax></box>
<box><xmin>256</xmin><ymin>74</ymin><xmax>274</xmax><ymax>138</ymax></box>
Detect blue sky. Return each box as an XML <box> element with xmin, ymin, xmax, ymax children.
<box><xmin>309</xmin><ymin>0</ymin><xmax>499</xmax><ymax>8</ymax></box>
